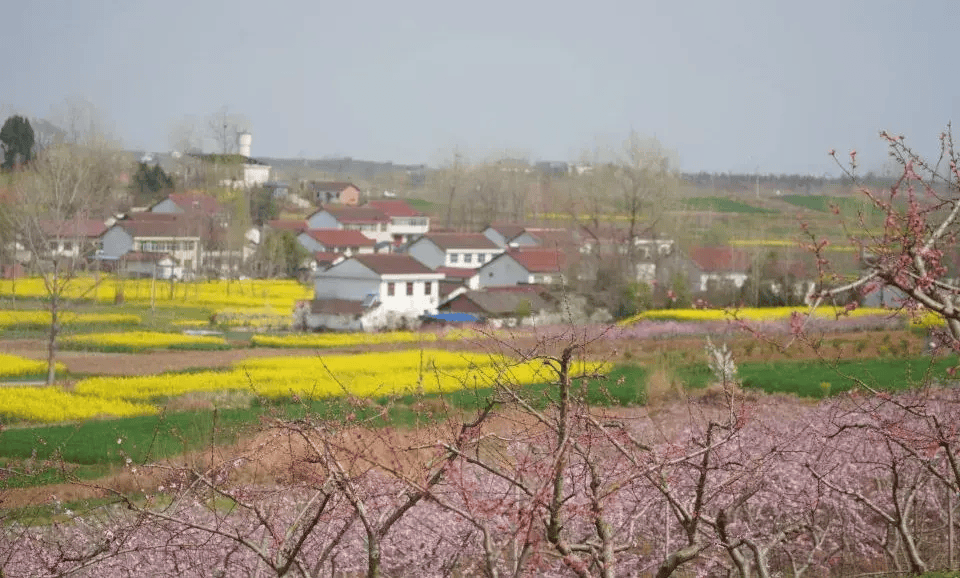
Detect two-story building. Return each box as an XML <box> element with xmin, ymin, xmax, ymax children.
<box><xmin>306</xmin><ymin>205</ymin><xmax>392</xmax><ymax>245</ymax></box>
<box><xmin>303</xmin><ymin>254</ymin><xmax>444</xmax><ymax>331</ymax></box>
<box><xmin>406</xmin><ymin>233</ymin><xmax>504</xmax><ymax>269</ymax></box>
<box><xmin>99</xmin><ymin>213</ymin><xmax>209</xmax><ymax>276</ymax></box>
<box><xmin>367</xmin><ymin>199</ymin><xmax>430</xmax><ymax>246</ymax></box>
<box><xmin>37</xmin><ymin>219</ymin><xmax>107</xmax><ymax>260</ymax></box>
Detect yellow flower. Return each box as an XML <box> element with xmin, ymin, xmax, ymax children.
<box><xmin>61</xmin><ymin>331</ymin><xmax>229</xmax><ymax>352</ymax></box>
<box><xmin>0</xmin><ymin>354</ymin><xmax>65</xmax><ymax>379</ymax></box>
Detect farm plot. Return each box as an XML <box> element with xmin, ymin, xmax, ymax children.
<box><xmin>0</xmin><ymin>350</ymin><xmax>609</xmax><ymax>423</ymax></box>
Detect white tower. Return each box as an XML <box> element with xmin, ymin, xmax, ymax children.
<box><xmin>238</xmin><ymin>132</ymin><xmax>252</xmax><ymax>158</ymax></box>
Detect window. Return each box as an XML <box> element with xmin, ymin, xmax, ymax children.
<box><xmin>406</xmin><ymin>282</ymin><xmax>413</xmax><ymax>296</ymax></box>
<box><xmin>425</xmin><ymin>281</ymin><xmax>432</xmax><ymax>295</ymax></box>
<box><xmin>478</xmin><ymin>253</ymin><xmax>486</xmax><ymax>263</ymax></box>
<box><xmin>387</xmin><ymin>282</ymin><xmax>395</xmax><ymax>296</ymax></box>
<box><xmin>464</xmin><ymin>253</ymin><xmax>473</xmax><ymax>264</ymax></box>
<box><xmin>450</xmin><ymin>253</ymin><xmax>460</xmax><ymax>264</ymax></box>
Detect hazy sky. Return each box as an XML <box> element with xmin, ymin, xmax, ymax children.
<box><xmin>3</xmin><ymin>0</ymin><xmax>958</xmax><ymax>174</ymax></box>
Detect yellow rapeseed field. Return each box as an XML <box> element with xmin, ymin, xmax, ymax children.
<box><xmin>74</xmin><ymin>350</ymin><xmax>611</xmax><ymax>402</ymax></box>
<box><xmin>251</xmin><ymin>331</ymin><xmax>441</xmax><ymax>348</ymax></box>
<box><xmin>0</xmin><ymin>278</ymin><xmax>312</xmax><ymax>312</ymax></box>
<box><xmin>0</xmin><ymin>310</ymin><xmax>141</xmax><ymax>329</ymax></box>
<box><xmin>0</xmin><ymin>354</ymin><xmax>65</xmax><ymax>379</ymax></box>
<box><xmin>0</xmin><ymin>386</ymin><xmax>156</xmax><ymax>422</ymax></box>
<box><xmin>61</xmin><ymin>331</ymin><xmax>229</xmax><ymax>352</ymax></box>
<box><xmin>618</xmin><ymin>306</ymin><xmax>896</xmax><ymax>326</ymax></box>
<box><xmin>250</xmin><ymin>328</ymin><xmax>494</xmax><ymax>349</ymax></box>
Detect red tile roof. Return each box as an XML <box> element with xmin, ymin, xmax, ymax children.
<box><xmin>313</xmin><ymin>252</ymin><xmax>346</xmax><ymax>266</ymax></box>
<box><xmin>506</xmin><ymin>248</ymin><xmax>567</xmax><ymax>273</ymax></box>
<box><xmin>308</xmin><ymin>298</ymin><xmax>367</xmax><ymax>315</ymax></box>
<box><xmin>514</xmin><ymin>228</ymin><xmax>575</xmax><ymax>247</ymax></box>
<box><xmin>436</xmin><ymin>267</ymin><xmax>479</xmax><ymax>279</ymax></box>
<box><xmin>317</xmin><ymin>204</ymin><xmax>389</xmax><ymax>224</ymax></box>
<box><xmin>354</xmin><ymin>254</ymin><xmax>438</xmax><ymax>276</ymax></box>
<box><xmin>113</xmin><ymin>217</ymin><xmax>203</xmax><ymax>239</ymax></box>
<box><xmin>303</xmin><ymin>229</ymin><xmax>375</xmax><ymax>247</ymax></box>
<box><xmin>367</xmin><ymin>199</ymin><xmax>424</xmax><ymax>217</ymax></box>
<box><xmin>485</xmin><ymin>223</ymin><xmax>526</xmax><ymax>240</ymax></box>
<box><xmin>689</xmin><ymin>246</ymin><xmax>753</xmax><ymax>273</ymax></box>
<box><xmin>423</xmin><ymin>232</ymin><xmax>501</xmax><ymax>251</ymax></box>
<box><xmin>38</xmin><ymin>219</ymin><xmax>107</xmax><ymax>238</ymax></box>
<box><xmin>267</xmin><ymin>219</ymin><xmax>308</xmax><ymax>233</ymax></box>
<box><xmin>166</xmin><ymin>193</ymin><xmax>223</xmax><ymax>215</ymax></box>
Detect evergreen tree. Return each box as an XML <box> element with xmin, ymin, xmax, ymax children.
<box><xmin>130</xmin><ymin>161</ymin><xmax>175</xmax><ymax>204</ymax></box>
<box><xmin>0</xmin><ymin>115</ymin><xmax>35</xmax><ymax>170</ymax></box>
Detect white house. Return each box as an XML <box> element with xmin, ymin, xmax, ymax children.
<box><xmin>306</xmin><ymin>205</ymin><xmax>392</xmax><ymax>244</ymax></box>
<box><xmin>306</xmin><ymin>254</ymin><xmax>444</xmax><ymax>331</ymax></box>
<box><xmin>476</xmin><ymin>248</ymin><xmax>567</xmax><ymax>288</ymax></box>
<box><xmin>367</xmin><ymin>199</ymin><xmax>430</xmax><ymax>246</ymax></box>
<box><xmin>406</xmin><ymin>233</ymin><xmax>504</xmax><ymax>270</ymax></box>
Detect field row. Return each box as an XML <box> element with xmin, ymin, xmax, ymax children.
<box><xmin>0</xmin><ymin>351</ymin><xmax>610</xmax><ymax>423</ymax></box>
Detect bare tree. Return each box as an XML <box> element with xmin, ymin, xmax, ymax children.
<box><xmin>8</xmin><ymin>139</ymin><xmax>123</xmax><ymax>384</ymax></box>
<box><xmin>206</xmin><ymin>106</ymin><xmax>250</xmax><ymax>155</ymax></box>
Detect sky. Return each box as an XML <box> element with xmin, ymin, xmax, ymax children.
<box><xmin>2</xmin><ymin>0</ymin><xmax>958</xmax><ymax>175</ymax></box>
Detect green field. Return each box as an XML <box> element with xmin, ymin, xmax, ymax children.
<box><xmin>682</xmin><ymin>196</ymin><xmax>777</xmax><ymax>214</ymax></box>
<box><xmin>779</xmin><ymin>194</ymin><xmax>882</xmax><ymax>216</ymax></box>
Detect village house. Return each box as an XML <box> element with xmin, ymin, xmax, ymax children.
<box><xmin>406</xmin><ymin>233</ymin><xmax>504</xmax><ymax>269</ymax></box>
<box><xmin>476</xmin><ymin>248</ymin><xmax>567</xmax><ymax>288</ymax></box>
<box><xmin>302</xmin><ymin>253</ymin><xmax>444</xmax><ymax>331</ymax></box>
<box><xmin>366</xmin><ymin>199</ymin><xmax>430</xmax><ymax>246</ymax></box>
<box><xmin>99</xmin><ymin>212</ymin><xmax>212</xmax><ymax>277</ymax></box>
<box><xmin>303</xmin><ymin>181</ymin><xmax>361</xmax><ymax>206</ymax></box>
<box><xmin>36</xmin><ymin>219</ymin><xmax>107</xmax><ymax>260</ymax></box>
<box><xmin>306</xmin><ymin>205</ymin><xmax>392</xmax><ymax>245</ymax></box>
<box><xmin>438</xmin><ymin>286</ymin><xmax>554</xmax><ymax>325</ymax></box>
<box><xmin>688</xmin><ymin>246</ymin><xmax>752</xmax><ymax>292</ymax></box>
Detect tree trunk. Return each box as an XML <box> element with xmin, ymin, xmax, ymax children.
<box><xmin>46</xmin><ymin>291</ymin><xmax>59</xmax><ymax>386</ymax></box>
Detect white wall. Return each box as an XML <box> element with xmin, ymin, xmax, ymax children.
<box><xmin>378</xmin><ymin>277</ymin><xmax>440</xmax><ymax>314</ymax></box>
